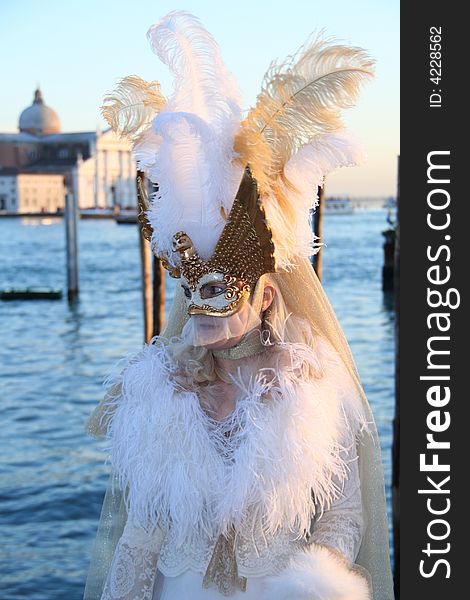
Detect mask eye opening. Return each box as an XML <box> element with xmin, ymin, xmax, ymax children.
<box><xmin>200</xmin><ymin>282</ymin><xmax>227</xmax><ymax>299</ymax></box>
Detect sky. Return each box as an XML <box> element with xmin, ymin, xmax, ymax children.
<box><xmin>0</xmin><ymin>0</ymin><xmax>399</xmax><ymax>197</ymax></box>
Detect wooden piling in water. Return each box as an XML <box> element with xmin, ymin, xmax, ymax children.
<box><xmin>382</xmin><ymin>203</ymin><xmax>396</xmax><ymax>291</ymax></box>
<box><xmin>136</xmin><ymin>171</ymin><xmax>166</xmax><ymax>342</ymax></box>
<box><xmin>152</xmin><ymin>257</ymin><xmax>166</xmax><ymax>337</ymax></box>
<box><xmin>312</xmin><ymin>186</ymin><xmax>324</xmax><ymax>281</ymax></box>
<box><xmin>65</xmin><ymin>190</ymin><xmax>79</xmax><ymax>301</ymax></box>
<box><xmin>392</xmin><ymin>155</ymin><xmax>400</xmax><ymax>595</ymax></box>
<box><xmin>139</xmin><ymin>226</ymin><xmax>154</xmax><ymax>343</ymax></box>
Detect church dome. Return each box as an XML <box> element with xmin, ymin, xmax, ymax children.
<box><xmin>19</xmin><ymin>88</ymin><xmax>61</xmax><ymax>135</ymax></box>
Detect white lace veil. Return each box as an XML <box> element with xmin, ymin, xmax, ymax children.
<box><xmin>83</xmin><ymin>256</ymin><xmax>394</xmax><ymax>600</ymax></box>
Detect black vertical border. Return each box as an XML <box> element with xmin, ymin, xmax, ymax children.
<box><xmin>400</xmin><ymin>4</ymin><xmax>465</xmax><ymax>599</ymax></box>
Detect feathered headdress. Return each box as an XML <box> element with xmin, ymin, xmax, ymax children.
<box><xmin>102</xmin><ymin>10</ymin><xmax>374</xmax><ymax>308</ymax></box>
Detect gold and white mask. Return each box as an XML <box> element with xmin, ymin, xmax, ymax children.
<box><xmin>180</xmin><ymin>271</ymin><xmax>249</xmax><ymax>317</ymax></box>
<box><xmin>138</xmin><ymin>167</ymin><xmax>276</xmax><ymax>319</ymax></box>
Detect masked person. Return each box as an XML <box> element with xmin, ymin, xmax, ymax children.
<box><xmin>83</xmin><ymin>11</ymin><xmax>394</xmax><ymax>600</ymax></box>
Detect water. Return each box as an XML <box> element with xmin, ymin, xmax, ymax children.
<box><xmin>0</xmin><ymin>211</ymin><xmax>395</xmax><ymax>599</ymax></box>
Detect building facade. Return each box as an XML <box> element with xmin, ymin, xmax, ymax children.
<box><xmin>0</xmin><ymin>172</ymin><xmax>65</xmax><ymax>213</ymax></box>
<box><xmin>0</xmin><ymin>88</ymin><xmax>136</xmax><ymax>212</ymax></box>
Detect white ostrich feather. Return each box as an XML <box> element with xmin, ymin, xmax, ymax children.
<box><xmin>146</xmin><ymin>10</ymin><xmax>241</xmax><ymax>129</ymax></box>
<box><xmin>101</xmin><ymin>75</ymin><xmax>167</xmax><ymax>142</ymax></box>
<box><xmin>103</xmin><ymin>336</ymin><xmax>369</xmax><ymax>545</ymax></box>
<box><xmin>263</xmin><ymin>129</ymin><xmax>366</xmax><ymax>268</ymax></box>
<box><xmin>136</xmin><ymin>11</ymin><xmax>244</xmax><ymax>262</ymax></box>
<box><xmin>132</xmin><ymin>126</ymin><xmax>163</xmax><ymax>172</ymax></box>
<box><xmin>236</xmin><ymin>31</ymin><xmax>374</xmax><ymax>190</ymax></box>
<box><xmin>285</xmin><ymin>129</ymin><xmax>366</xmax><ymax>196</ymax></box>
<box><xmin>142</xmin><ymin>111</ymin><xmax>244</xmax><ymax>261</ymax></box>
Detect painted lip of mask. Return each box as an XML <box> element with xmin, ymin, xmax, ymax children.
<box><xmin>180</xmin><ymin>302</ymin><xmax>262</xmax><ymax>348</ymax></box>
<box><xmin>181</xmin><ymin>274</ymin><xmax>267</xmax><ymax>348</ymax></box>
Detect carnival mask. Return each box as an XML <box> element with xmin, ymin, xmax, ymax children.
<box><xmin>180</xmin><ymin>270</ymin><xmax>249</xmax><ymax>317</ymax></box>
<box><xmin>138</xmin><ymin>167</ymin><xmax>276</xmax><ymax>318</ymax></box>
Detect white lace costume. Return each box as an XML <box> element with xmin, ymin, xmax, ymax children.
<box><xmin>100</xmin><ymin>467</ymin><xmax>364</xmax><ymax>600</ymax></box>
<box><xmin>95</xmin><ymin>334</ymin><xmax>372</xmax><ymax>600</ymax></box>
<box><xmin>100</xmin><ymin>455</ymin><xmax>364</xmax><ymax>600</ymax></box>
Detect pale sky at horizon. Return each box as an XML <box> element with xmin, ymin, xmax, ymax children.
<box><xmin>0</xmin><ymin>0</ymin><xmax>399</xmax><ymax>197</ymax></box>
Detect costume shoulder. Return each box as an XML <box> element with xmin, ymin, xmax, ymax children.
<box><xmin>85</xmin><ymin>341</ymin><xmax>170</xmax><ymax>439</ymax></box>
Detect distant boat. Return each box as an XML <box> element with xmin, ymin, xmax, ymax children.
<box><xmin>0</xmin><ymin>287</ymin><xmax>63</xmax><ymax>300</ymax></box>
<box><xmin>324</xmin><ymin>197</ymin><xmax>354</xmax><ymax>214</ymax></box>
<box><xmin>80</xmin><ymin>208</ymin><xmax>138</xmax><ymax>223</ymax></box>
<box><xmin>80</xmin><ymin>208</ymin><xmax>114</xmax><ymax>219</ymax></box>
<box><xmin>115</xmin><ymin>210</ymin><xmax>138</xmax><ymax>225</ymax></box>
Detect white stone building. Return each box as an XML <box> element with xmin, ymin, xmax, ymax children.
<box><xmin>0</xmin><ymin>172</ymin><xmax>65</xmax><ymax>213</ymax></box>
<box><xmin>0</xmin><ymin>88</ymin><xmax>136</xmax><ymax>212</ymax></box>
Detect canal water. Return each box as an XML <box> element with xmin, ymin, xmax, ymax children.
<box><xmin>0</xmin><ymin>211</ymin><xmax>395</xmax><ymax>599</ymax></box>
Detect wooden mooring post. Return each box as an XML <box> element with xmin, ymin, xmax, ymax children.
<box><xmin>136</xmin><ymin>172</ymin><xmax>166</xmax><ymax>343</ymax></box>
<box><xmin>392</xmin><ymin>155</ymin><xmax>400</xmax><ymax>595</ymax></box>
<box><xmin>312</xmin><ymin>186</ymin><xmax>325</xmax><ymax>280</ymax></box>
<box><xmin>139</xmin><ymin>227</ymin><xmax>154</xmax><ymax>343</ymax></box>
<box><xmin>65</xmin><ymin>190</ymin><xmax>79</xmax><ymax>301</ymax></box>
<box><xmin>152</xmin><ymin>257</ymin><xmax>166</xmax><ymax>338</ymax></box>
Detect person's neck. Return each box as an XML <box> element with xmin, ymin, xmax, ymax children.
<box><xmin>213</xmin><ymin>355</ymin><xmax>239</xmax><ymax>380</ymax></box>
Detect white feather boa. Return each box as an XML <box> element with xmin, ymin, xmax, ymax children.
<box><xmin>263</xmin><ymin>542</ymin><xmax>371</xmax><ymax>599</ymax></box>
<box><xmin>104</xmin><ymin>336</ymin><xmax>369</xmax><ymax>547</ymax></box>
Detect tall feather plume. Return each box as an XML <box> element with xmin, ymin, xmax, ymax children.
<box><xmin>234</xmin><ymin>32</ymin><xmax>375</xmax><ymax>195</ymax></box>
<box><xmin>147</xmin><ymin>10</ymin><xmax>241</xmax><ymax>130</ymax></box>
<box><xmin>101</xmin><ymin>75</ymin><xmax>167</xmax><ymax>142</ymax></box>
<box><xmin>142</xmin><ymin>11</ymin><xmax>245</xmax><ymax>262</ymax></box>
<box><xmin>263</xmin><ymin>130</ymin><xmax>366</xmax><ymax>268</ymax></box>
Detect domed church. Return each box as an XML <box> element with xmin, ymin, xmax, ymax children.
<box><xmin>18</xmin><ymin>88</ymin><xmax>61</xmax><ymax>135</ymax></box>
<box><xmin>0</xmin><ymin>89</ymin><xmax>134</xmax><ymax>213</ymax></box>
